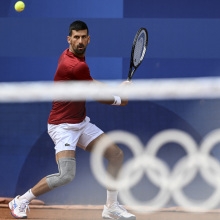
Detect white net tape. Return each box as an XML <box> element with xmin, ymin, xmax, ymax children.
<box><xmin>1</xmin><ymin>77</ymin><xmax>220</xmax><ymax>102</ymax></box>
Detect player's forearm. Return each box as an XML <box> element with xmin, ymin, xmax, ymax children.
<box><xmin>92</xmin><ymin>79</ymin><xmax>128</xmax><ymax>106</ymax></box>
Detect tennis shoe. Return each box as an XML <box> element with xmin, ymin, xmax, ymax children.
<box><xmin>102</xmin><ymin>201</ymin><xmax>136</xmax><ymax>220</ymax></box>
<box><xmin>9</xmin><ymin>196</ymin><xmax>30</xmax><ymax>219</ymax></box>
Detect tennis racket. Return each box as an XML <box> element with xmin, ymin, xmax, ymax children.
<box><xmin>127</xmin><ymin>28</ymin><xmax>148</xmax><ymax>81</ymax></box>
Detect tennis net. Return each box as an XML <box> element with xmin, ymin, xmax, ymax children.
<box><xmin>2</xmin><ymin>77</ymin><xmax>220</xmax><ymax>213</ymax></box>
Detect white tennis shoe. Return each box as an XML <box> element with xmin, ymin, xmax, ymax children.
<box><xmin>102</xmin><ymin>202</ymin><xmax>136</xmax><ymax>220</ymax></box>
<box><xmin>9</xmin><ymin>196</ymin><xmax>30</xmax><ymax>219</ymax></box>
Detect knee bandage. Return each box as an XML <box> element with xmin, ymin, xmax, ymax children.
<box><xmin>46</xmin><ymin>157</ymin><xmax>76</xmax><ymax>190</ymax></box>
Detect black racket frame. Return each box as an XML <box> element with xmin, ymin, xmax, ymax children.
<box><xmin>127</xmin><ymin>28</ymin><xmax>148</xmax><ymax>81</ymax></box>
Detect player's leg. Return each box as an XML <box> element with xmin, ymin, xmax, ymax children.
<box><xmin>86</xmin><ymin>133</ymin><xmax>124</xmax><ymax>182</ymax></box>
<box><xmin>9</xmin><ymin>123</ymin><xmax>79</xmax><ymax>219</ymax></box>
<box><xmin>78</xmin><ymin>119</ymin><xmax>136</xmax><ymax>220</ymax></box>
<box><xmin>31</xmin><ymin>150</ymin><xmax>76</xmax><ymax>197</ymax></box>
<box><xmin>9</xmin><ymin>150</ymin><xmax>76</xmax><ymax>219</ymax></box>
<box><xmin>30</xmin><ymin>123</ymin><xmax>79</xmax><ymax>196</ymax></box>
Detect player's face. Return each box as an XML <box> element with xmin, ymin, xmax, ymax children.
<box><xmin>67</xmin><ymin>30</ymin><xmax>90</xmax><ymax>57</ymax></box>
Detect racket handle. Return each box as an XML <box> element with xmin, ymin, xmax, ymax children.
<box><xmin>127</xmin><ymin>69</ymin><xmax>135</xmax><ymax>81</ymax></box>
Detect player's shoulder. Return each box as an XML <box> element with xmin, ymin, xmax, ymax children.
<box><xmin>62</xmin><ymin>49</ymin><xmax>75</xmax><ymax>60</ymax></box>
<box><xmin>74</xmin><ymin>60</ymin><xmax>89</xmax><ymax>72</ymax></box>
<box><xmin>59</xmin><ymin>49</ymin><xmax>77</xmax><ymax>65</ymax></box>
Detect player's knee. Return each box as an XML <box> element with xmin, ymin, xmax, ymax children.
<box><xmin>46</xmin><ymin>157</ymin><xmax>76</xmax><ymax>190</ymax></box>
<box><xmin>61</xmin><ymin>169</ymin><xmax>75</xmax><ymax>185</ymax></box>
<box><xmin>107</xmin><ymin>145</ymin><xmax>124</xmax><ymax>162</ymax></box>
<box><xmin>116</xmin><ymin>148</ymin><xmax>123</xmax><ymax>161</ymax></box>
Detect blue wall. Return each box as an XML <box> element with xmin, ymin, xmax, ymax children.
<box><xmin>1</xmin><ymin>0</ymin><xmax>220</xmax><ymax>205</ymax></box>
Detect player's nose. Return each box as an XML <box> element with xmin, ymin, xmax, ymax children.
<box><xmin>79</xmin><ymin>37</ymin><xmax>83</xmax><ymax>43</ymax></box>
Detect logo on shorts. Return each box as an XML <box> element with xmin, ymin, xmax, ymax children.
<box><xmin>65</xmin><ymin>143</ymin><xmax>70</xmax><ymax>146</ymax></box>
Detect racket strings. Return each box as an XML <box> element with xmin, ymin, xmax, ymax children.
<box><xmin>133</xmin><ymin>32</ymin><xmax>146</xmax><ymax>67</ymax></box>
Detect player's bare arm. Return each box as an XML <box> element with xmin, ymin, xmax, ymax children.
<box><xmin>92</xmin><ymin>79</ymin><xmax>130</xmax><ymax>106</ymax></box>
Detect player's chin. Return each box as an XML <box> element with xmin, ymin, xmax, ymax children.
<box><xmin>75</xmin><ymin>48</ymin><xmax>86</xmax><ymax>55</ymax></box>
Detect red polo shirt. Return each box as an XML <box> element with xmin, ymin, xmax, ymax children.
<box><xmin>48</xmin><ymin>49</ymin><xmax>93</xmax><ymax>124</ymax></box>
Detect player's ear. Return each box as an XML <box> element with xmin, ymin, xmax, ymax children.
<box><xmin>88</xmin><ymin>35</ymin><xmax>90</xmax><ymax>44</ymax></box>
<box><xmin>67</xmin><ymin>36</ymin><xmax>71</xmax><ymax>44</ymax></box>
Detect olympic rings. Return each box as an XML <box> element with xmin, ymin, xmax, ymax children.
<box><xmin>90</xmin><ymin>129</ymin><xmax>220</xmax><ymax>213</ymax></box>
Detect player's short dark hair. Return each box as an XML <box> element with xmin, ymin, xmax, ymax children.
<box><xmin>69</xmin><ymin>20</ymin><xmax>89</xmax><ymax>36</ymax></box>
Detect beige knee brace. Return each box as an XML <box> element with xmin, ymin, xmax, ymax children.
<box><xmin>46</xmin><ymin>157</ymin><xmax>76</xmax><ymax>190</ymax></box>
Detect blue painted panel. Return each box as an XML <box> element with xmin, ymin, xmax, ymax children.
<box><xmin>8</xmin><ymin>0</ymin><xmax>123</xmax><ymax>18</ymax></box>
<box><xmin>119</xmin><ymin>18</ymin><xmax>220</xmax><ymax>59</ymax></box>
<box><xmin>0</xmin><ymin>18</ymin><xmax>220</xmax><ymax>59</ymax></box>
<box><xmin>0</xmin><ymin>103</ymin><xmax>52</xmax><ymax>196</ymax></box>
<box><xmin>0</xmin><ymin>0</ymin><xmax>10</xmax><ymax>17</ymax></box>
<box><xmin>87</xmin><ymin>57</ymin><xmax>123</xmax><ymax>80</ymax></box>
<box><xmin>0</xmin><ymin>57</ymin><xmax>58</xmax><ymax>82</ymax></box>
<box><xmin>124</xmin><ymin>0</ymin><xmax>220</xmax><ymax>18</ymax></box>
<box><xmin>123</xmin><ymin>58</ymin><xmax>220</xmax><ymax>79</ymax></box>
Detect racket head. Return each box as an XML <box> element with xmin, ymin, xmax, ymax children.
<box><xmin>128</xmin><ymin>28</ymin><xmax>148</xmax><ymax>80</ymax></box>
<box><xmin>132</xmin><ymin>28</ymin><xmax>148</xmax><ymax>67</ymax></box>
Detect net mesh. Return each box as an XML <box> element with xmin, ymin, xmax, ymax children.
<box><xmin>2</xmin><ymin>78</ymin><xmax>220</xmax><ymax>212</ymax></box>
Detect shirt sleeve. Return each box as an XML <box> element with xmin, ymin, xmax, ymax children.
<box><xmin>73</xmin><ymin>62</ymin><xmax>93</xmax><ymax>81</ymax></box>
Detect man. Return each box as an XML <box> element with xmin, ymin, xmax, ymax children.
<box><xmin>9</xmin><ymin>20</ymin><xmax>136</xmax><ymax>220</ymax></box>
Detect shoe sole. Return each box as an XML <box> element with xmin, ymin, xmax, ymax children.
<box><xmin>11</xmin><ymin>212</ymin><xmax>27</xmax><ymax>219</ymax></box>
<box><xmin>8</xmin><ymin>201</ymin><xmax>27</xmax><ymax>219</ymax></box>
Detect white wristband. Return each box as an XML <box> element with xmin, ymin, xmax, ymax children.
<box><xmin>112</xmin><ymin>96</ymin><xmax>121</xmax><ymax>105</ymax></box>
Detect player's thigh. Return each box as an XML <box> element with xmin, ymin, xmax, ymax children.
<box><xmin>77</xmin><ymin>122</ymin><xmax>103</xmax><ymax>150</ymax></box>
<box><xmin>56</xmin><ymin>150</ymin><xmax>75</xmax><ymax>162</ymax></box>
<box><xmin>86</xmin><ymin>133</ymin><xmax>123</xmax><ymax>160</ymax></box>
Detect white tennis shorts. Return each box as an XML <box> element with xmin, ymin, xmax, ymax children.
<box><xmin>48</xmin><ymin>116</ymin><xmax>104</xmax><ymax>154</ymax></box>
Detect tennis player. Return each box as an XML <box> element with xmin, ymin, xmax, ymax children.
<box><xmin>9</xmin><ymin>20</ymin><xmax>136</xmax><ymax>220</ymax></box>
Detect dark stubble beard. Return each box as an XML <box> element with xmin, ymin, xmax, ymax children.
<box><xmin>74</xmin><ymin>44</ymin><xmax>86</xmax><ymax>55</ymax></box>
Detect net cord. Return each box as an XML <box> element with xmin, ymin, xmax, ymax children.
<box><xmin>0</xmin><ymin>77</ymin><xmax>220</xmax><ymax>102</ymax></box>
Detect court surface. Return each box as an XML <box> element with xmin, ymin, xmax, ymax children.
<box><xmin>1</xmin><ymin>204</ymin><xmax>220</xmax><ymax>220</ymax></box>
